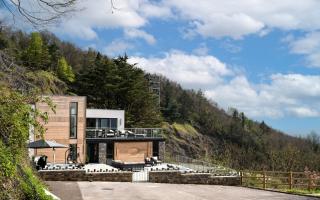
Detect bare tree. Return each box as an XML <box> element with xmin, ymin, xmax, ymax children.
<box><xmin>0</xmin><ymin>0</ymin><xmax>77</xmax><ymax>26</ymax></box>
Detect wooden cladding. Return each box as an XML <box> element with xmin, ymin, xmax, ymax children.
<box><xmin>114</xmin><ymin>142</ymin><xmax>152</xmax><ymax>163</ymax></box>
<box><xmin>35</xmin><ymin>96</ymin><xmax>86</xmax><ymax>164</ymax></box>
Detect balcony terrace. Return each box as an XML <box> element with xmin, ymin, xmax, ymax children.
<box><xmin>86</xmin><ymin>128</ymin><xmax>165</xmax><ymax>142</ymax></box>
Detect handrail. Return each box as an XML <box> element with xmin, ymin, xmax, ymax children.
<box><xmin>85</xmin><ymin>127</ymin><xmax>163</xmax><ymax>139</ymax></box>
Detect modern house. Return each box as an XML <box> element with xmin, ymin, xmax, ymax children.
<box><xmin>30</xmin><ymin>96</ymin><xmax>165</xmax><ymax>168</ymax></box>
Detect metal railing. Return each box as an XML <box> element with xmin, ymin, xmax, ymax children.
<box><xmin>165</xmin><ymin>154</ymin><xmax>238</xmax><ymax>176</ymax></box>
<box><xmin>86</xmin><ymin>127</ymin><xmax>163</xmax><ymax>139</ymax></box>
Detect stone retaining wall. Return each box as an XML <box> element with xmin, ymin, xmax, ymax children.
<box><xmin>39</xmin><ymin>170</ymin><xmax>239</xmax><ymax>185</ymax></box>
<box><xmin>38</xmin><ymin>170</ymin><xmax>132</xmax><ymax>182</ymax></box>
<box><xmin>149</xmin><ymin>171</ymin><xmax>240</xmax><ymax>186</ymax></box>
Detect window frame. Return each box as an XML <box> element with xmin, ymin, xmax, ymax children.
<box><xmin>69</xmin><ymin>102</ymin><xmax>78</xmax><ymax>138</ymax></box>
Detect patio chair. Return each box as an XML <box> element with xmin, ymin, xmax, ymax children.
<box><xmin>119</xmin><ymin>130</ymin><xmax>126</xmax><ymax>137</ymax></box>
<box><xmin>145</xmin><ymin>157</ymin><xmax>154</xmax><ymax>166</ymax></box>
<box><xmin>97</xmin><ymin>129</ymin><xmax>103</xmax><ymax>137</ymax></box>
<box><xmin>106</xmin><ymin>130</ymin><xmax>115</xmax><ymax>137</ymax></box>
<box><xmin>151</xmin><ymin>156</ymin><xmax>162</xmax><ymax>165</ymax></box>
<box><xmin>126</xmin><ymin>130</ymin><xmax>135</xmax><ymax>137</ymax></box>
<box><xmin>135</xmin><ymin>131</ymin><xmax>147</xmax><ymax>137</ymax></box>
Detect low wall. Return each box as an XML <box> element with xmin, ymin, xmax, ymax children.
<box><xmin>149</xmin><ymin>171</ymin><xmax>240</xmax><ymax>186</ymax></box>
<box><xmin>38</xmin><ymin>170</ymin><xmax>132</xmax><ymax>182</ymax></box>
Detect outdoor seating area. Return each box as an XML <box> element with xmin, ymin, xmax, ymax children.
<box><xmin>86</xmin><ymin>128</ymin><xmax>162</xmax><ymax>139</ymax></box>
<box><xmin>145</xmin><ymin>156</ymin><xmax>163</xmax><ymax>166</ymax></box>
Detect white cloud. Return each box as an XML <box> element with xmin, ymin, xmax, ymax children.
<box><xmin>104</xmin><ymin>39</ymin><xmax>134</xmax><ymax>56</ymax></box>
<box><xmin>5</xmin><ymin>0</ymin><xmax>320</xmax><ymax>42</ymax></box>
<box><xmin>290</xmin><ymin>32</ymin><xmax>320</xmax><ymax>54</ymax></box>
<box><xmin>192</xmin><ymin>43</ymin><xmax>209</xmax><ymax>56</ymax></box>
<box><xmin>220</xmin><ymin>41</ymin><xmax>242</xmax><ymax>53</ymax></box>
<box><xmin>287</xmin><ymin>107</ymin><xmax>319</xmax><ymax>118</ymax></box>
<box><xmin>124</xmin><ymin>29</ymin><xmax>156</xmax><ymax>45</ymax></box>
<box><xmin>164</xmin><ymin>0</ymin><xmax>320</xmax><ymax>39</ymax></box>
<box><xmin>130</xmin><ymin>51</ymin><xmax>320</xmax><ymax>119</ymax></box>
<box><xmin>43</xmin><ymin>0</ymin><xmax>320</xmax><ymax>42</ymax></box>
<box><xmin>193</xmin><ymin>13</ymin><xmax>264</xmax><ymax>39</ymax></box>
<box><xmin>52</xmin><ymin>0</ymin><xmax>147</xmax><ymax>40</ymax></box>
<box><xmin>129</xmin><ymin>50</ymin><xmax>232</xmax><ymax>88</ymax></box>
<box><xmin>288</xmin><ymin>32</ymin><xmax>320</xmax><ymax>67</ymax></box>
<box><xmin>206</xmin><ymin>73</ymin><xmax>320</xmax><ymax>118</ymax></box>
<box><xmin>140</xmin><ymin>2</ymin><xmax>172</xmax><ymax>18</ymax></box>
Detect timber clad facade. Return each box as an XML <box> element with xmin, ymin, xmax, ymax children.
<box><xmin>114</xmin><ymin>141</ymin><xmax>153</xmax><ymax>163</ymax></box>
<box><xmin>32</xmin><ymin>95</ymin><xmax>164</xmax><ymax>166</ymax></box>
<box><xmin>35</xmin><ymin>96</ymin><xmax>86</xmax><ymax>163</ymax></box>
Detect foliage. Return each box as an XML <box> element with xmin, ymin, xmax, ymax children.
<box><xmin>160</xmin><ymin>76</ymin><xmax>320</xmax><ymax>171</ymax></box>
<box><xmin>0</xmin><ymin>141</ymin><xmax>15</xmax><ymax>178</ymax></box>
<box><xmin>19</xmin><ymin>165</ymin><xmax>53</xmax><ymax>200</ymax></box>
<box><xmin>285</xmin><ymin>188</ymin><xmax>320</xmax><ymax>195</ymax></box>
<box><xmin>22</xmin><ymin>32</ymin><xmax>50</xmax><ymax>70</ymax></box>
<box><xmin>172</xmin><ymin>123</ymin><xmax>199</xmax><ymax>137</ymax></box>
<box><xmin>74</xmin><ymin>54</ymin><xmax>162</xmax><ymax>127</ymax></box>
<box><xmin>0</xmin><ymin>85</ymin><xmax>54</xmax><ymax>200</ymax></box>
<box><xmin>26</xmin><ymin>70</ymin><xmax>68</xmax><ymax>94</ymax></box>
<box><xmin>1</xmin><ymin>26</ymin><xmax>320</xmax><ymax>173</ymax></box>
<box><xmin>57</xmin><ymin>57</ymin><xmax>75</xmax><ymax>82</ymax></box>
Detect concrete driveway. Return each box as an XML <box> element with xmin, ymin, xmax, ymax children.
<box><xmin>46</xmin><ymin>181</ymin><xmax>318</xmax><ymax>200</ymax></box>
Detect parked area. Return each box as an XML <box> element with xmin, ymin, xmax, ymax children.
<box><xmin>46</xmin><ymin>182</ymin><xmax>318</xmax><ymax>200</ymax></box>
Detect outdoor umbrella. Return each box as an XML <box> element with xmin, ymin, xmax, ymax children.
<box><xmin>27</xmin><ymin>139</ymin><xmax>68</xmax><ymax>164</ymax></box>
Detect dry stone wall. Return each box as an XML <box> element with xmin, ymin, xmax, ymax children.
<box><xmin>38</xmin><ymin>170</ymin><xmax>132</xmax><ymax>182</ymax></box>
<box><xmin>149</xmin><ymin>171</ymin><xmax>240</xmax><ymax>186</ymax></box>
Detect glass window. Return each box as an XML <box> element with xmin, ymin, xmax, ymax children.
<box><xmin>110</xmin><ymin>118</ymin><xmax>117</xmax><ymax>129</ymax></box>
<box><xmin>69</xmin><ymin>144</ymin><xmax>77</xmax><ymax>162</ymax></box>
<box><xmin>70</xmin><ymin>102</ymin><xmax>78</xmax><ymax>138</ymax></box>
<box><xmin>100</xmin><ymin>118</ymin><xmax>108</xmax><ymax>128</ymax></box>
<box><xmin>95</xmin><ymin>118</ymin><xmax>118</xmax><ymax>129</ymax></box>
<box><xmin>86</xmin><ymin>118</ymin><xmax>96</xmax><ymax>128</ymax></box>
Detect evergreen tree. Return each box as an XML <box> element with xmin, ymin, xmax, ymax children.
<box><xmin>74</xmin><ymin>55</ymin><xmax>162</xmax><ymax>127</ymax></box>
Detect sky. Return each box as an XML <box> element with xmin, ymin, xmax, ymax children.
<box><xmin>1</xmin><ymin>0</ymin><xmax>320</xmax><ymax>136</ymax></box>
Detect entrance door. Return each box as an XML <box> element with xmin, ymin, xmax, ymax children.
<box><xmin>106</xmin><ymin>142</ymin><xmax>114</xmax><ymax>165</ymax></box>
<box><xmin>153</xmin><ymin>141</ymin><xmax>159</xmax><ymax>157</ymax></box>
<box><xmin>87</xmin><ymin>143</ymin><xmax>99</xmax><ymax>163</ymax></box>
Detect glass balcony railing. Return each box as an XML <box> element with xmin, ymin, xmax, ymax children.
<box><xmin>86</xmin><ymin>127</ymin><xmax>163</xmax><ymax>139</ymax></box>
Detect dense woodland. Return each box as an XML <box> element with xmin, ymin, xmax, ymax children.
<box><xmin>1</xmin><ymin>26</ymin><xmax>320</xmax><ymax>183</ymax></box>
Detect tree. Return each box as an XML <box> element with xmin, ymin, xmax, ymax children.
<box><xmin>57</xmin><ymin>57</ymin><xmax>75</xmax><ymax>82</ymax></box>
<box><xmin>306</xmin><ymin>131</ymin><xmax>320</xmax><ymax>152</ymax></box>
<box><xmin>74</xmin><ymin>55</ymin><xmax>162</xmax><ymax>127</ymax></box>
<box><xmin>22</xmin><ymin>32</ymin><xmax>50</xmax><ymax>70</ymax></box>
<box><xmin>1</xmin><ymin>0</ymin><xmax>76</xmax><ymax>26</ymax></box>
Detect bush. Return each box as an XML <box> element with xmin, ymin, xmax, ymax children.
<box><xmin>19</xmin><ymin>166</ymin><xmax>53</xmax><ymax>200</ymax></box>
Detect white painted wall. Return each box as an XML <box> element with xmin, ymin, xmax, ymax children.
<box><xmin>86</xmin><ymin>109</ymin><xmax>125</xmax><ymax>130</ymax></box>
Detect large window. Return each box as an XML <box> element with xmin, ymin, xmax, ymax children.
<box><xmin>98</xmin><ymin>118</ymin><xmax>117</xmax><ymax>129</ymax></box>
<box><xmin>86</xmin><ymin>118</ymin><xmax>118</xmax><ymax>130</ymax></box>
<box><xmin>70</xmin><ymin>102</ymin><xmax>78</xmax><ymax>138</ymax></box>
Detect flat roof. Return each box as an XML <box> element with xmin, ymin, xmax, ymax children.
<box><xmin>86</xmin><ymin>108</ymin><xmax>125</xmax><ymax>112</ymax></box>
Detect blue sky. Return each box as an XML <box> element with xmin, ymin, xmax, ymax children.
<box><xmin>2</xmin><ymin>0</ymin><xmax>320</xmax><ymax>136</ymax></box>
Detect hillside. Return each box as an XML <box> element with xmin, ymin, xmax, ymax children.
<box><xmin>160</xmin><ymin>78</ymin><xmax>320</xmax><ymax>170</ymax></box>
<box><xmin>1</xmin><ymin>26</ymin><xmax>320</xmax><ymax>176</ymax></box>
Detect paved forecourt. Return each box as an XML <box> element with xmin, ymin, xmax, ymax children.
<box><xmin>46</xmin><ymin>181</ymin><xmax>318</xmax><ymax>200</ymax></box>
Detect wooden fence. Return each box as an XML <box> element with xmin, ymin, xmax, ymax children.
<box><xmin>240</xmin><ymin>171</ymin><xmax>320</xmax><ymax>191</ymax></box>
